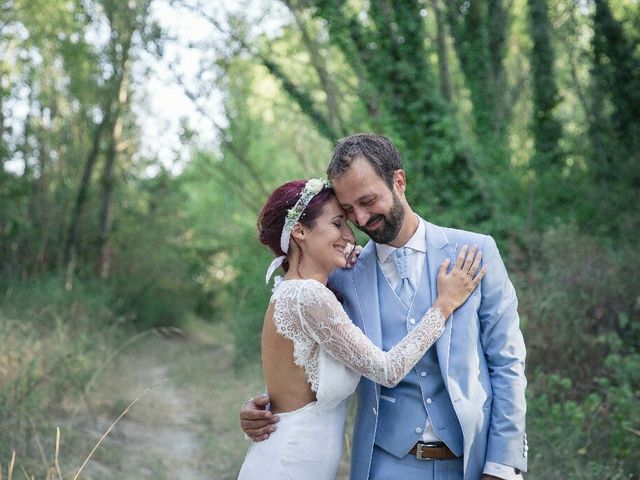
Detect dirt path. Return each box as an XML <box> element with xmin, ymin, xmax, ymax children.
<box><xmin>104</xmin><ymin>365</ymin><xmax>206</xmax><ymax>480</ymax></box>
<box><xmin>77</xmin><ymin>323</ymin><xmax>351</xmax><ymax>479</ymax></box>
<box><xmin>80</xmin><ymin>325</ymin><xmax>265</xmax><ymax>480</ymax></box>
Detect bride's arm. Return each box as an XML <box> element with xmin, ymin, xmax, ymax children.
<box><xmin>298</xmin><ymin>282</ymin><xmax>449</xmax><ymax>388</ymax></box>
<box><xmin>299</xmin><ymin>245</ymin><xmax>485</xmax><ymax>387</ymax></box>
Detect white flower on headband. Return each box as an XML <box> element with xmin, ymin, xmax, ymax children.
<box><xmin>306</xmin><ymin>178</ymin><xmax>325</xmax><ymax>192</ymax></box>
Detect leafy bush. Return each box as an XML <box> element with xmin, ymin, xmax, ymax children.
<box><xmin>516</xmin><ymin>224</ymin><xmax>640</xmax><ymax>385</ymax></box>
<box><xmin>527</xmin><ymin>367</ymin><xmax>639</xmax><ymax>479</ymax></box>
<box><xmin>226</xmin><ymin>241</ymin><xmax>273</xmax><ymax>368</ymax></box>
<box><xmin>108</xmin><ymin>208</ymin><xmax>201</xmax><ymax>329</ymax></box>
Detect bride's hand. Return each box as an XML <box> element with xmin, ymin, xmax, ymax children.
<box><xmin>434</xmin><ymin>245</ymin><xmax>487</xmax><ymax>318</ymax></box>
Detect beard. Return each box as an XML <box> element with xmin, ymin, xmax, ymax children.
<box><xmin>358</xmin><ymin>192</ymin><xmax>405</xmax><ymax>244</ymax></box>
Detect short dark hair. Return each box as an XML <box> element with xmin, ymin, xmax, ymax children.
<box><xmin>327</xmin><ymin>133</ymin><xmax>403</xmax><ymax>188</ymax></box>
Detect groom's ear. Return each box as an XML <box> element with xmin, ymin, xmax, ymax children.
<box><xmin>393</xmin><ymin>169</ymin><xmax>407</xmax><ymax>195</ymax></box>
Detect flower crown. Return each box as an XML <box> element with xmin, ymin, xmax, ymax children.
<box><xmin>280</xmin><ymin>178</ymin><xmax>330</xmax><ymax>253</ymax></box>
<box><xmin>265</xmin><ymin>178</ymin><xmax>331</xmax><ymax>284</ymax></box>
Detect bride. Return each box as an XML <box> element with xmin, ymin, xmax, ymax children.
<box><xmin>237</xmin><ymin>179</ymin><xmax>485</xmax><ymax>480</ymax></box>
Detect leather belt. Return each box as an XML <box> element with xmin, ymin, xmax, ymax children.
<box><xmin>409</xmin><ymin>442</ymin><xmax>458</xmax><ymax>460</ymax></box>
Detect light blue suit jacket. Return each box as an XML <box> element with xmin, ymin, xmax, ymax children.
<box><xmin>329</xmin><ymin>220</ymin><xmax>528</xmax><ymax>480</ymax></box>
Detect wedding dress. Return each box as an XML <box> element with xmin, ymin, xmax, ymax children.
<box><xmin>237</xmin><ymin>278</ymin><xmax>445</xmax><ymax>480</ymax></box>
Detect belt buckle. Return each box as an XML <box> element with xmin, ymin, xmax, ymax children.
<box><xmin>415</xmin><ymin>442</ymin><xmax>440</xmax><ymax>460</ymax></box>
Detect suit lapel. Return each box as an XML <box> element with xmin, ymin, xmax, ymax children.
<box><xmin>424</xmin><ymin>221</ymin><xmax>456</xmax><ymax>386</ymax></box>
<box><xmin>351</xmin><ymin>240</ymin><xmax>382</xmax><ymax>347</ymax></box>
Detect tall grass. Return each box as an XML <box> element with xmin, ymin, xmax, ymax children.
<box><xmin>0</xmin><ymin>276</ymin><xmax>120</xmax><ymax>476</ymax></box>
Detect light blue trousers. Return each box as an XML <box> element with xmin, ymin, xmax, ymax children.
<box><xmin>369</xmin><ymin>444</ymin><xmax>464</xmax><ymax>480</ymax></box>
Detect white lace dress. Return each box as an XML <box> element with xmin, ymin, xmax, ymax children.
<box><xmin>237</xmin><ymin>279</ymin><xmax>445</xmax><ymax>480</ymax></box>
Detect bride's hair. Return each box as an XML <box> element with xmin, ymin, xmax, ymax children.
<box><xmin>258</xmin><ymin>179</ymin><xmax>334</xmax><ymax>272</ymax></box>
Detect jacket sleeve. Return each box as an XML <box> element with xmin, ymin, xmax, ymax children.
<box><xmin>478</xmin><ymin>235</ymin><xmax>528</xmax><ymax>473</ymax></box>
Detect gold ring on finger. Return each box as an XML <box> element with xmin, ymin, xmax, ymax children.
<box><xmin>466</xmin><ymin>271</ymin><xmax>474</xmax><ymax>276</ymax></box>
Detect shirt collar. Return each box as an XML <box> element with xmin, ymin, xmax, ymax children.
<box><xmin>375</xmin><ymin>215</ymin><xmax>426</xmax><ymax>264</ymax></box>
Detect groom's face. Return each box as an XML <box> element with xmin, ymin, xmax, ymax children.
<box><xmin>331</xmin><ymin>157</ymin><xmax>406</xmax><ymax>245</ymax></box>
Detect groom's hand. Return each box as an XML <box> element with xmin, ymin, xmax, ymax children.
<box><xmin>240</xmin><ymin>394</ymin><xmax>279</xmax><ymax>441</ymax></box>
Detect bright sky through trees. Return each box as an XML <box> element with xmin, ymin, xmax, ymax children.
<box><xmin>134</xmin><ymin>0</ymin><xmax>289</xmax><ymax>176</ymax></box>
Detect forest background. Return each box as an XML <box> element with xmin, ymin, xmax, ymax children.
<box><xmin>1</xmin><ymin>0</ymin><xmax>639</xmax><ymax>478</ymax></box>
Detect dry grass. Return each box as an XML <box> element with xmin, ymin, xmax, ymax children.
<box><xmin>0</xmin><ymin>313</ymin><xmax>113</xmax><ymax>473</ymax></box>
<box><xmin>71</xmin><ymin>380</ymin><xmax>167</xmax><ymax>480</ymax></box>
<box><xmin>1</xmin><ymin>380</ymin><xmax>165</xmax><ymax>480</ymax></box>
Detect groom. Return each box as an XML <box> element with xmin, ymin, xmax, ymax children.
<box><xmin>241</xmin><ymin>134</ymin><xmax>527</xmax><ymax>480</ymax></box>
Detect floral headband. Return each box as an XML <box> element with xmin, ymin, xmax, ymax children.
<box><xmin>265</xmin><ymin>178</ymin><xmax>331</xmax><ymax>284</ymax></box>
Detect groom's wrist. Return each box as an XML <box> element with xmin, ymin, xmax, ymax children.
<box><xmin>483</xmin><ymin>461</ymin><xmax>522</xmax><ymax>480</ymax></box>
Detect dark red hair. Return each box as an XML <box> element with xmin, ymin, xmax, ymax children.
<box><xmin>258</xmin><ymin>179</ymin><xmax>335</xmax><ymax>271</ymax></box>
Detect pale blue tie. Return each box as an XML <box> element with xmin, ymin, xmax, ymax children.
<box><xmin>391</xmin><ymin>247</ymin><xmax>415</xmax><ymax>307</ymax></box>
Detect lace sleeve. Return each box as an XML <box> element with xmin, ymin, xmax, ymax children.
<box><xmin>297</xmin><ymin>281</ymin><xmax>446</xmax><ymax>388</ymax></box>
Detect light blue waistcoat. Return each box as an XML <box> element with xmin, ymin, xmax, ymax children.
<box><xmin>374</xmin><ymin>256</ymin><xmax>463</xmax><ymax>458</ymax></box>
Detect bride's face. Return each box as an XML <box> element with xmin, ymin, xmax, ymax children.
<box><xmin>300</xmin><ymin>197</ymin><xmax>356</xmax><ymax>273</ymax></box>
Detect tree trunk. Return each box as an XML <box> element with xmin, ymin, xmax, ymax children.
<box><xmin>0</xmin><ymin>80</ymin><xmax>6</xmax><ymax>162</ymax></box>
<box><xmin>33</xmin><ymin>104</ymin><xmax>51</xmax><ymax>273</ymax></box>
<box><xmin>97</xmin><ymin>63</ymin><xmax>129</xmax><ymax>278</ymax></box>
<box><xmin>527</xmin><ymin>0</ymin><xmax>562</xmax><ymax>170</ymax></box>
<box><xmin>430</xmin><ymin>0</ymin><xmax>453</xmax><ymax>103</ymax></box>
<box><xmin>592</xmin><ymin>0</ymin><xmax>640</xmax><ymax>161</ymax></box>
<box><xmin>588</xmin><ymin>0</ymin><xmax>640</xmax><ymax>233</ymax></box>
<box><xmin>64</xmin><ymin>101</ymin><xmax>111</xmax><ymax>287</ymax></box>
<box><xmin>445</xmin><ymin>1</ymin><xmax>510</xmax><ymax>167</ymax></box>
<box><xmin>13</xmin><ymin>102</ymin><xmax>33</xmax><ymax>278</ymax></box>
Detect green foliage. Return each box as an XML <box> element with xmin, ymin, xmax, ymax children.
<box><xmin>107</xmin><ymin>173</ymin><xmax>201</xmax><ymax>328</ymax></box>
<box><xmin>517</xmin><ymin>224</ymin><xmax>640</xmax><ymax>384</ymax></box>
<box><xmin>228</xmin><ymin>244</ymin><xmax>273</xmax><ymax>368</ymax></box>
<box><xmin>592</xmin><ymin>0</ymin><xmax>640</xmax><ymax>153</ymax></box>
<box><xmin>284</xmin><ymin>1</ymin><xmax>492</xmax><ymax>228</ymax></box>
<box><xmin>527</xmin><ymin>367</ymin><xmax>639</xmax><ymax>478</ymax></box>
<box><xmin>514</xmin><ymin>224</ymin><xmax>640</xmax><ymax>476</ymax></box>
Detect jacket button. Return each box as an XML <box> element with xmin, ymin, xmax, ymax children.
<box><xmin>415</xmin><ymin>427</ymin><xmax>422</xmax><ymax>434</ymax></box>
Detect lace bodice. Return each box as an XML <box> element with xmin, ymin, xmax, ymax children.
<box><xmin>270</xmin><ymin>279</ymin><xmax>446</xmax><ymax>392</ymax></box>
